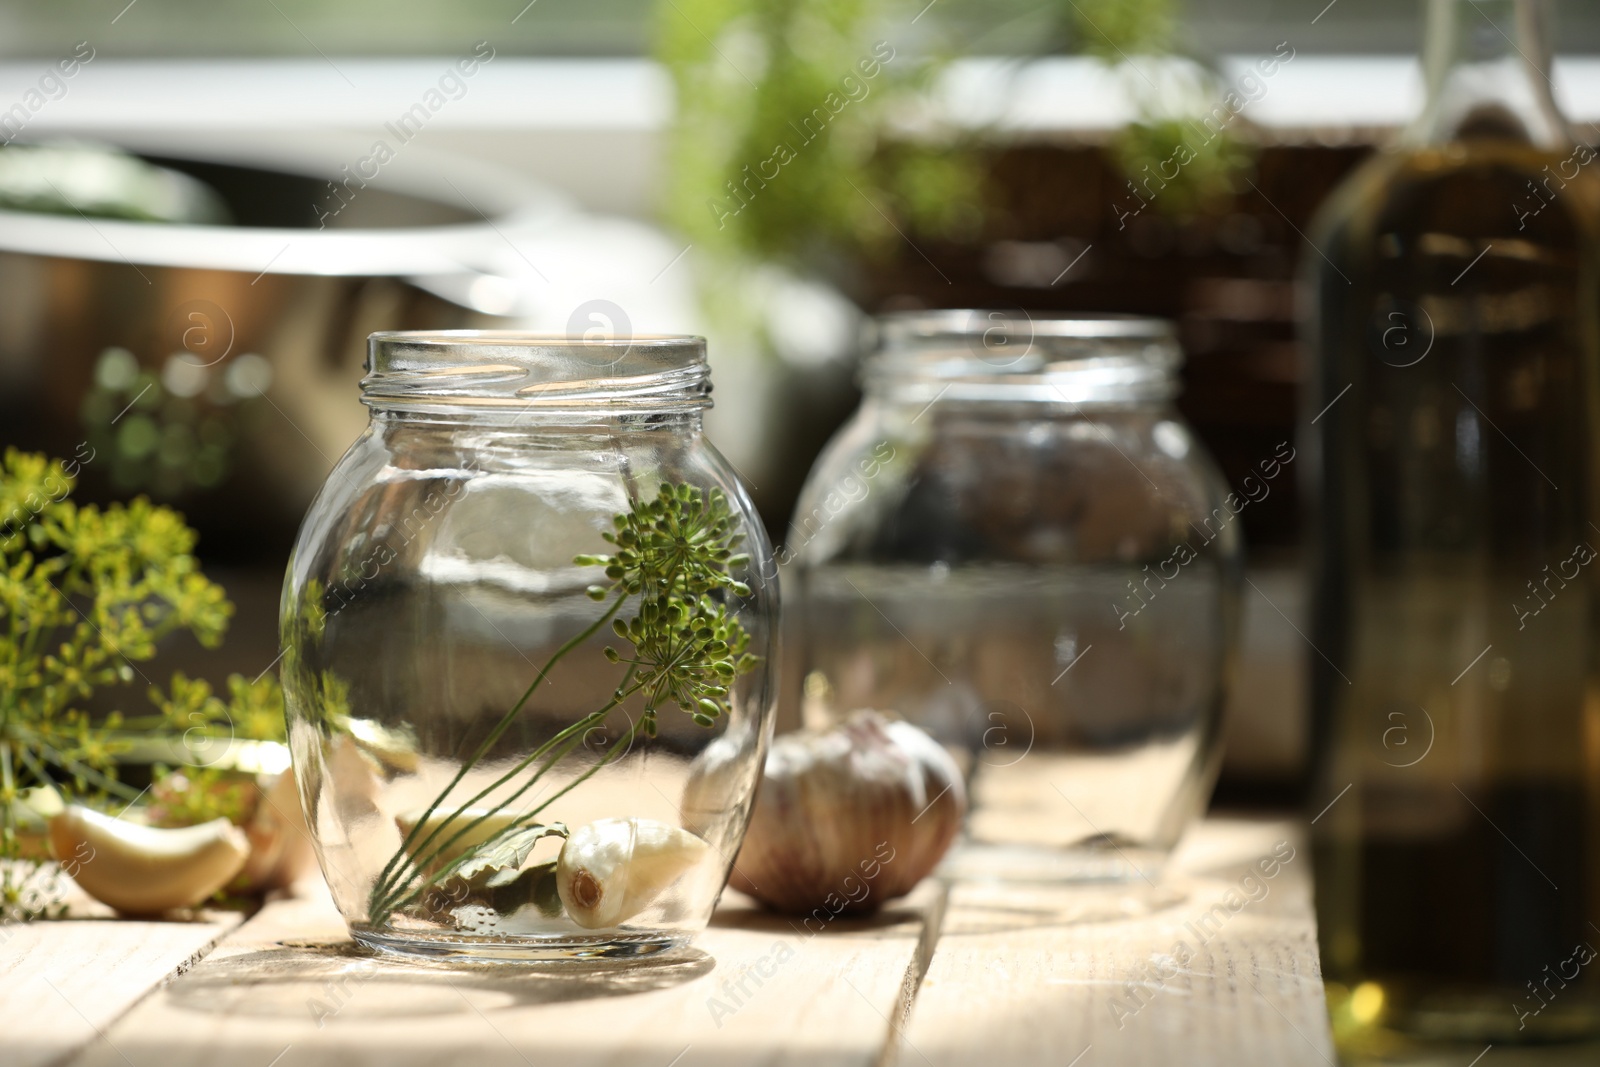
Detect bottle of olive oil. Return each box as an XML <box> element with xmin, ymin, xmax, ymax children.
<box><xmin>1306</xmin><ymin>0</ymin><xmax>1600</xmax><ymax>1059</ymax></box>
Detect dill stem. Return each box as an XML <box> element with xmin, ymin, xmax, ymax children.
<box><xmin>375</xmin><ymin>709</ymin><xmax>651</xmax><ymax>920</ymax></box>
<box><xmin>370</xmin><ymin>679</ymin><xmax>640</xmax><ymax>920</ymax></box>
<box><xmin>368</xmin><ymin>587</ymin><xmax>628</xmax><ymax>908</ymax></box>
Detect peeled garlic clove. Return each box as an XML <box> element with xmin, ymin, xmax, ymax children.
<box><xmin>557</xmin><ymin>817</ymin><xmax>709</xmax><ymax>929</ymax></box>
<box><xmin>730</xmin><ymin>710</ymin><xmax>966</xmax><ymax>915</ymax></box>
<box><xmin>239</xmin><ymin>769</ymin><xmax>316</xmax><ymax>892</ymax></box>
<box><xmin>255</xmin><ymin>768</ymin><xmax>315</xmax><ymax>891</ymax></box>
<box><xmin>236</xmin><ymin>799</ymin><xmax>285</xmax><ymax>892</ymax></box>
<box><xmin>49</xmin><ymin>805</ymin><xmax>250</xmax><ymax>915</ymax></box>
<box><xmin>395</xmin><ymin>807</ymin><xmax>527</xmax><ymax>869</ymax></box>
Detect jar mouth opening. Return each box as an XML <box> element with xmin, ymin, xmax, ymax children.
<box><xmin>363</xmin><ymin>330</ymin><xmax>711</xmax><ymax>414</ymax></box>
<box><xmin>864</xmin><ymin>311</ymin><xmax>1182</xmax><ymax>405</ymax></box>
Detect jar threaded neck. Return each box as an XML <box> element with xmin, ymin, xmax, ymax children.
<box><xmin>361</xmin><ymin>331</ymin><xmax>711</xmax><ymax>415</ymax></box>
<box><xmin>863</xmin><ymin>310</ymin><xmax>1182</xmax><ymax>406</ymax></box>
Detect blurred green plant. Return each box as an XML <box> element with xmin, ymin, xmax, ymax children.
<box><xmin>1061</xmin><ymin>0</ymin><xmax>1175</xmax><ymax>60</ymax></box>
<box><xmin>0</xmin><ymin>450</ymin><xmax>281</xmax><ymax>921</ymax></box>
<box><xmin>1112</xmin><ymin>115</ymin><xmax>1255</xmax><ymax>218</ymax></box>
<box><xmin>657</xmin><ymin>0</ymin><xmax>1252</xmax><ymax>283</ymax></box>
<box><xmin>656</xmin><ymin>0</ymin><xmax>983</xmax><ymax>275</ymax></box>
<box><xmin>1056</xmin><ymin>0</ymin><xmax>1253</xmax><ymax>219</ymax></box>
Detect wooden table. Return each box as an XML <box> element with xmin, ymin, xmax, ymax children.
<box><xmin>3</xmin><ymin>817</ymin><xmax>1335</xmax><ymax>1067</ymax></box>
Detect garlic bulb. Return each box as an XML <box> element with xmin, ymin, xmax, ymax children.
<box><xmin>727</xmin><ymin>710</ymin><xmax>965</xmax><ymax>915</ymax></box>
<box><xmin>556</xmin><ymin>817</ymin><xmax>709</xmax><ymax>929</ymax></box>
<box><xmin>49</xmin><ymin>805</ymin><xmax>250</xmax><ymax>914</ymax></box>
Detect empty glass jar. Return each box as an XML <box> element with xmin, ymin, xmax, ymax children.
<box><xmin>788</xmin><ymin>311</ymin><xmax>1241</xmax><ymax>881</ymax></box>
<box><xmin>281</xmin><ymin>331</ymin><xmax>777</xmax><ymax>961</ymax></box>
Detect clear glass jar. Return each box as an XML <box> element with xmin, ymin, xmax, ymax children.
<box><xmin>281</xmin><ymin>331</ymin><xmax>777</xmax><ymax>962</ymax></box>
<box><xmin>789</xmin><ymin>311</ymin><xmax>1241</xmax><ymax>882</ymax></box>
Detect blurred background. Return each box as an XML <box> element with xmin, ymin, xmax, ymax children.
<box><xmin>3</xmin><ymin>0</ymin><xmax>1599</xmax><ymax>805</ymax></box>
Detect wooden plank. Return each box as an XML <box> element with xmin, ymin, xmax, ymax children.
<box><xmin>896</xmin><ymin>818</ymin><xmax>1334</xmax><ymax>1067</ymax></box>
<box><xmin>38</xmin><ymin>817</ymin><xmax>1329</xmax><ymax>1066</ymax></box>
<box><xmin>0</xmin><ymin>899</ymin><xmax>243</xmax><ymax>1067</ymax></box>
<box><xmin>68</xmin><ymin>879</ymin><xmax>933</xmax><ymax>1067</ymax></box>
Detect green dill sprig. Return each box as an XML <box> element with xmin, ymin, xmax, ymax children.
<box><xmin>0</xmin><ymin>449</ymin><xmax>280</xmax><ymax>921</ymax></box>
<box><xmin>367</xmin><ymin>482</ymin><xmax>759</xmax><ymax>926</ymax></box>
<box><xmin>579</xmin><ymin>482</ymin><xmax>751</xmax><ymax>601</ymax></box>
<box><xmin>583</xmin><ymin>483</ymin><xmax>754</xmax><ymax>729</ymax></box>
<box><xmin>610</xmin><ymin>594</ymin><xmax>755</xmax><ymax>729</ymax></box>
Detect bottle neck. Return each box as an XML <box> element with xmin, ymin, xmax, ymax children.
<box><xmin>1407</xmin><ymin>0</ymin><xmax>1569</xmax><ymax>148</ymax></box>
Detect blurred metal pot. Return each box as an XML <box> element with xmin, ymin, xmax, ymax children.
<box><xmin>0</xmin><ymin>143</ymin><xmax>565</xmax><ymax>550</ymax></box>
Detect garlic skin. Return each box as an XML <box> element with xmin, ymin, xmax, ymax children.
<box><xmin>49</xmin><ymin>805</ymin><xmax>250</xmax><ymax>914</ymax></box>
<box><xmin>729</xmin><ymin>710</ymin><xmax>966</xmax><ymax>915</ymax></box>
<box><xmin>556</xmin><ymin>817</ymin><xmax>709</xmax><ymax>929</ymax></box>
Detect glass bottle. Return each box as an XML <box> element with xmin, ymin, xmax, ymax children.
<box><xmin>788</xmin><ymin>311</ymin><xmax>1242</xmax><ymax>883</ymax></box>
<box><xmin>1306</xmin><ymin>0</ymin><xmax>1600</xmax><ymax>1054</ymax></box>
<box><xmin>280</xmin><ymin>331</ymin><xmax>777</xmax><ymax>961</ymax></box>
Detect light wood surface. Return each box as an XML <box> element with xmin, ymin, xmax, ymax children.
<box><xmin>899</xmin><ymin>819</ymin><xmax>1334</xmax><ymax>1067</ymax></box>
<box><xmin>0</xmin><ymin>903</ymin><xmax>242</xmax><ymax>1067</ymax></box>
<box><xmin>3</xmin><ymin>817</ymin><xmax>1333</xmax><ymax>1067</ymax></box>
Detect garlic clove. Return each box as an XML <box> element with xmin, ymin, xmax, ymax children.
<box><xmin>557</xmin><ymin>817</ymin><xmax>709</xmax><ymax>929</ymax></box>
<box><xmin>49</xmin><ymin>805</ymin><xmax>250</xmax><ymax>915</ymax></box>
<box><xmin>256</xmin><ymin>767</ymin><xmax>316</xmax><ymax>891</ymax></box>
<box><xmin>240</xmin><ymin>769</ymin><xmax>317</xmax><ymax>892</ymax></box>
<box><xmin>236</xmin><ymin>798</ymin><xmax>287</xmax><ymax>892</ymax></box>
<box><xmin>395</xmin><ymin>807</ymin><xmax>527</xmax><ymax>869</ymax></box>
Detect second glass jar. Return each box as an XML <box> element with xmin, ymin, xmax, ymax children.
<box><xmin>788</xmin><ymin>311</ymin><xmax>1242</xmax><ymax>882</ymax></box>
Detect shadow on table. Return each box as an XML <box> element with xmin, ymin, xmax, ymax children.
<box><xmin>708</xmin><ymin>900</ymin><xmax>928</xmax><ymax>938</ymax></box>
<box><xmin>710</xmin><ymin>881</ymin><xmax>1197</xmax><ymax>939</ymax></box>
<box><xmin>163</xmin><ymin>939</ymin><xmax>714</xmax><ymax>1020</ymax></box>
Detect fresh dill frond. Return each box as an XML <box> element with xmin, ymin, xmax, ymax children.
<box><xmin>0</xmin><ymin>448</ymin><xmax>277</xmax><ymax>921</ymax></box>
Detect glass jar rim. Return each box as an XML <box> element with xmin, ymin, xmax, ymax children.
<box><xmin>864</xmin><ymin>310</ymin><xmax>1182</xmax><ymax>406</ymax></box>
<box><xmin>362</xmin><ymin>330</ymin><xmax>711</xmax><ymax>415</ymax></box>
